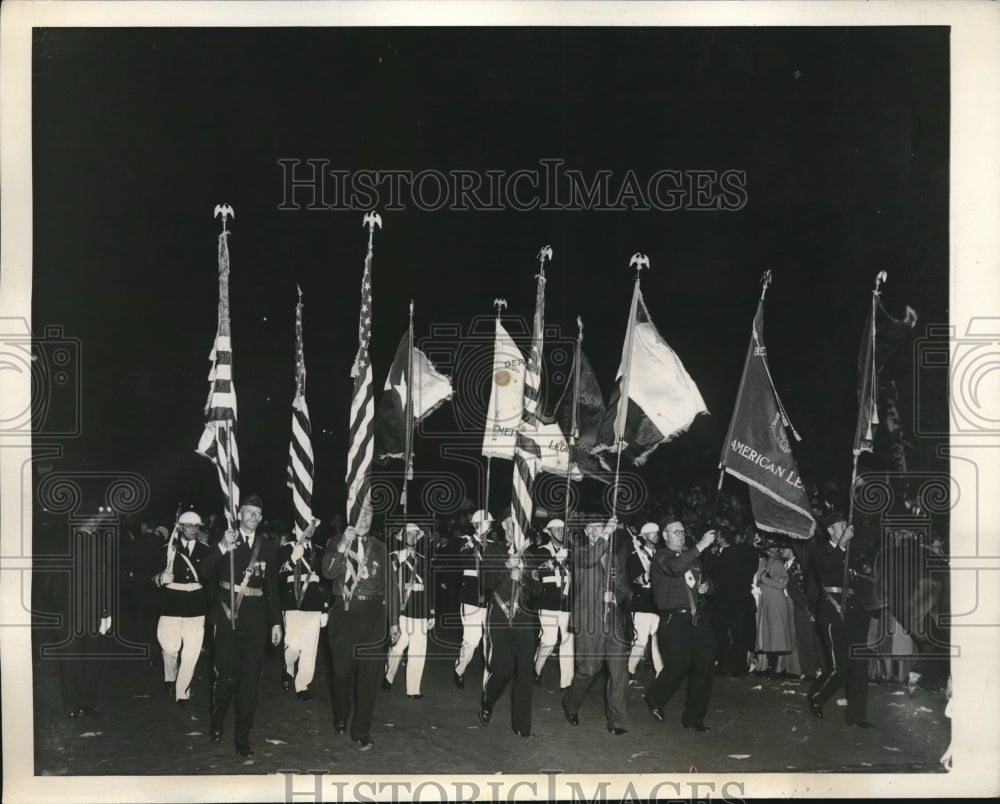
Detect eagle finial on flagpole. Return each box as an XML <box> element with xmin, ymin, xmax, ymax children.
<box><xmin>537</xmin><ymin>245</ymin><xmax>553</xmax><ymax>279</ymax></box>
<box><xmin>493</xmin><ymin>297</ymin><xmax>507</xmax><ymax>317</ymax></box>
<box><xmin>629</xmin><ymin>252</ymin><xmax>650</xmax><ymax>279</ymax></box>
<box><xmin>363</xmin><ymin>211</ymin><xmax>382</xmax><ymax>250</ymax></box>
<box><xmin>760</xmin><ymin>269</ymin><xmax>773</xmax><ymax>301</ymax></box>
<box><xmin>214</xmin><ymin>204</ymin><xmax>235</xmax><ymax>235</ymax></box>
<box><xmin>875</xmin><ymin>270</ymin><xmax>888</xmax><ymax>295</ymax></box>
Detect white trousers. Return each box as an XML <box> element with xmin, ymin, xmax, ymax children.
<box><xmin>283</xmin><ymin>609</ymin><xmax>322</xmax><ymax>692</ymax></box>
<box><xmin>629</xmin><ymin>611</ymin><xmax>663</xmax><ymax>674</ymax></box>
<box><xmin>455</xmin><ymin>603</ymin><xmax>486</xmax><ymax>675</ymax></box>
<box><xmin>385</xmin><ymin>615</ymin><xmax>430</xmax><ymax>695</ymax></box>
<box><xmin>534</xmin><ymin>608</ymin><xmax>574</xmax><ymax>688</ymax></box>
<box><xmin>157</xmin><ymin>614</ymin><xmax>205</xmax><ymax>700</ymax></box>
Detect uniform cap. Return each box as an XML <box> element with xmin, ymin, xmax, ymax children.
<box><xmin>241</xmin><ymin>493</ymin><xmax>264</xmax><ymax>512</ymax></box>
<box><xmin>178</xmin><ymin>511</ymin><xmax>202</xmax><ymax>526</ymax></box>
<box><xmin>640</xmin><ymin>522</ymin><xmax>660</xmax><ymax>535</ymax></box>
<box><xmin>544</xmin><ymin>519</ymin><xmax>565</xmax><ymax>532</ymax></box>
<box><xmin>471</xmin><ymin>509</ymin><xmax>493</xmax><ymax>528</ymax></box>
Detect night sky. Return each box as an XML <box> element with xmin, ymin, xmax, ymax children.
<box><xmin>31</xmin><ymin>26</ymin><xmax>950</xmax><ymax>524</ymax></box>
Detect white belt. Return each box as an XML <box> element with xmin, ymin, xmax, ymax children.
<box><xmin>287</xmin><ymin>574</ymin><xmax>320</xmax><ymax>583</ymax></box>
<box><xmin>463</xmin><ymin>569</ymin><xmax>478</xmax><ymax>577</ymax></box>
<box><xmin>165</xmin><ymin>582</ymin><xmax>203</xmax><ymax>592</ymax></box>
<box><xmin>542</xmin><ymin>576</ymin><xmax>562</xmax><ymax>584</ymax></box>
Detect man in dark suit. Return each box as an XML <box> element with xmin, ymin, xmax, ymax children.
<box><xmin>805</xmin><ymin>510</ymin><xmax>873</xmax><ymax>728</ymax></box>
<box><xmin>705</xmin><ymin>527</ymin><xmax>760</xmax><ymax>677</ymax></box>
<box><xmin>200</xmin><ymin>493</ymin><xmax>283</xmax><ymax>758</ymax></box>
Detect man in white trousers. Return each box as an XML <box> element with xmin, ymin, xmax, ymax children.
<box><xmin>453</xmin><ymin>510</ymin><xmax>493</xmax><ymax>689</ymax></box>
<box><xmin>154</xmin><ymin>510</ymin><xmax>211</xmax><ymax>706</ymax></box>
<box><xmin>628</xmin><ymin>522</ymin><xmax>664</xmax><ymax>681</ymax></box>
<box><xmin>384</xmin><ymin>523</ymin><xmax>435</xmax><ymax>698</ymax></box>
<box><xmin>531</xmin><ymin>518</ymin><xmax>574</xmax><ymax>690</ymax></box>
<box><xmin>276</xmin><ymin>519</ymin><xmax>328</xmax><ymax>701</ymax></box>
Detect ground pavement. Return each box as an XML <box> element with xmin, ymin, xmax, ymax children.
<box><xmin>32</xmin><ymin>625</ymin><xmax>949</xmax><ymax>776</ymax></box>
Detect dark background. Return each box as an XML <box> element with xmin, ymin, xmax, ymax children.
<box><xmin>31</xmin><ymin>26</ymin><xmax>950</xmax><ymax>524</ymax></box>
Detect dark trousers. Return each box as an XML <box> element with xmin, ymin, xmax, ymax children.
<box><xmin>482</xmin><ymin>603</ymin><xmax>536</xmax><ymax>732</ymax></box>
<box><xmin>210</xmin><ymin>602</ymin><xmax>268</xmax><ymax>749</ymax></box>
<box><xmin>809</xmin><ymin>611</ymin><xmax>870</xmax><ymax>720</ymax></box>
<box><xmin>58</xmin><ymin>634</ymin><xmax>104</xmax><ymax>714</ymax></box>
<box><xmin>711</xmin><ymin>604</ymin><xmax>756</xmax><ymax>676</ymax></box>
<box><xmin>329</xmin><ymin>598</ymin><xmax>385</xmax><ymax>741</ymax></box>
<box><xmin>645</xmin><ymin>610</ymin><xmax>717</xmax><ymax>724</ymax></box>
<box><xmin>562</xmin><ymin>626</ymin><xmax>630</xmax><ymax>729</ymax></box>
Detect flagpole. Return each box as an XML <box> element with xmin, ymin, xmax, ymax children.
<box><xmin>564</xmin><ymin>315</ymin><xmax>583</xmax><ymax>528</ymax></box>
<box><xmin>842</xmin><ymin>270</ymin><xmax>886</xmax><ymax>613</ymax></box>
<box><xmin>484</xmin><ymin>297</ymin><xmax>507</xmax><ymax>516</ymax></box>
<box><xmin>402</xmin><ymin>301</ymin><xmax>415</xmax><ymax>516</ymax></box>
<box><xmin>611</xmin><ymin>253</ymin><xmax>648</xmax><ymax>519</ymax></box>
<box><xmin>217</xmin><ymin>207</ymin><xmax>238</xmax><ymax>630</ymax></box>
<box><xmin>711</xmin><ymin>270</ymin><xmax>772</xmax><ymax>527</ymax></box>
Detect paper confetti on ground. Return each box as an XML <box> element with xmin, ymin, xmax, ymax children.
<box><xmin>892</xmin><ymin>691</ymin><xmax>905</xmax><ymax>696</ymax></box>
<box><xmin>750</xmin><ymin>685</ymin><xmax>763</xmax><ymax>691</ymax></box>
<box><xmin>265</xmin><ymin>739</ymin><xmax>287</xmax><ymax>745</ymax></box>
<box><xmin>79</xmin><ymin>732</ymin><xmax>102</xmax><ymax>738</ymax></box>
<box><xmin>836</xmin><ymin>699</ymin><xmax>847</xmax><ymax>706</ymax></box>
<box><xmin>884</xmin><ymin>746</ymin><xmax>901</xmax><ymax>752</ymax></box>
<box><xmin>727</xmin><ymin>754</ymin><xmax>751</xmax><ymax>760</ymax></box>
<box><xmin>917</xmin><ymin>706</ymin><xmax>933</xmax><ymax>713</ymax></box>
<box><xmin>185</xmin><ymin>732</ymin><xmax>202</xmax><ymax>737</ymax></box>
<box><xmin>782</xmin><ymin>690</ymin><xmax>798</xmax><ymax>695</ymax></box>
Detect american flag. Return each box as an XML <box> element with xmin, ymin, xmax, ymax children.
<box><xmin>286</xmin><ymin>286</ymin><xmax>314</xmax><ymax>536</ymax></box>
<box><xmin>510</xmin><ymin>255</ymin><xmax>548</xmax><ymax>554</ymax></box>
<box><xmin>196</xmin><ymin>219</ymin><xmax>240</xmax><ymax>523</ymax></box>
<box><xmin>345</xmin><ymin>215</ymin><xmax>379</xmax><ymax>525</ymax></box>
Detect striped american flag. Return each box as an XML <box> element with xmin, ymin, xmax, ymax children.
<box><xmin>345</xmin><ymin>218</ymin><xmax>378</xmax><ymax>525</ymax></box>
<box><xmin>196</xmin><ymin>226</ymin><xmax>241</xmax><ymax>523</ymax></box>
<box><xmin>510</xmin><ymin>268</ymin><xmax>546</xmax><ymax>554</ymax></box>
<box><xmin>286</xmin><ymin>286</ymin><xmax>314</xmax><ymax>536</ymax></box>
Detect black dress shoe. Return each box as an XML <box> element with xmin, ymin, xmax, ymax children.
<box><xmin>846</xmin><ymin>717</ymin><xmax>874</xmax><ymax>728</ymax></box>
<box><xmin>478</xmin><ymin>704</ymin><xmax>492</xmax><ymax>726</ymax></box>
<box><xmin>533</xmin><ymin>671</ymin><xmax>542</xmax><ymax>686</ymax></box>
<box><xmin>628</xmin><ymin>671</ymin><xmax>637</xmax><ymax>685</ymax></box>
<box><xmin>210</xmin><ymin>726</ymin><xmax>223</xmax><ymax>743</ymax></box>
<box><xmin>407</xmin><ymin>694</ymin><xmax>424</xmax><ymax>700</ymax></box>
<box><xmin>607</xmin><ymin>726</ymin><xmax>628</xmax><ymax>735</ymax></box>
<box><xmin>236</xmin><ymin>745</ymin><xmax>254</xmax><ymax>758</ymax></box>
<box><xmin>165</xmin><ymin>681</ymin><xmax>175</xmax><ymax>697</ymax></box>
<box><xmin>808</xmin><ymin>701</ymin><xmax>824</xmax><ymax>719</ymax></box>
<box><xmin>643</xmin><ymin>695</ymin><xmax>664</xmax><ymax>723</ymax></box>
<box><xmin>334</xmin><ymin>720</ymin><xmax>346</xmax><ymax>734</ymax></box>
<box><xmin>381</xmin><ymin>677</ymin><xmax>392</xmax><ymax>693</ymax></box>
<box><xmin>681</xmin><ymin>711</ymin><xmax>691</xmax><ymax>728</ymax></box>
<box><xmin>692</xmin><ymin>722</ymin><xmax>710</xmax><ymax>732</ymax></box>
<box><xmin>453</xmin><ymin>670</ymin><xmax>465</xmax><ymax>689</ymax></box>
<box><xmin>355</xmin><ymin>737</ymin><xmax>375</xmax><ymax>750</ymax></box>
<box><xmin>296</xmin><ymin>689</ymin><xmax>313</xmax><ymax>701</ymax></box>
<box><xmin>176</xmin><ymin>698</ymin><xmax>191</xmax><ymax>708</ymax></box>
<box><xmin>281</xmin><ymin>678</ymin><xmax>292</xmax><ymax>692</ymax></box>
<box><xmin>512</xmin><ymin>727</ymin><xmax>532</xmax><ymax>737</ymax></box>
<box><xmin>562</xmin><ymin>703</ymin><xmax>579</xmax><ymax>726</ymax></box>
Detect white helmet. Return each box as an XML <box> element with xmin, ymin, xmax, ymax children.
<box><xmin>178</xmin><ymin>511</ymin><xmax>203</xmax><ymax>526</ymax></box>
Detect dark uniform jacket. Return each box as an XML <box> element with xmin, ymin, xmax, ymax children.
<box><xmin>456</xmin><ymin>531</ymin><xmax>492</xmax><ymax>607</ymax></box>
<box><xmin>805</xmin><ymin>538</ymin><xmax>866</xmax><ymax>624</ymax></box>
<box><xmin>158</xmin><ymin>538</ymin><xmax>210</xmax><ymax>618</ymax></box>
<box><xmin>569</xmin><ymin>533</ymin><xmax>631</xmax><ymax>636</ymax></box>
<box><xmin>322</xmin><ymin>534</ymin><xmax>388</xmax><ymax>601</ymax></box>
<box><xmin>627</xmin><ymin>539</ymin><xmax>659</xmax><ymax>614</ymax></box>
<box><xmin>650</xmin><ymin>545</ymin><xmax>710</xmax><ymax>614</ymax></box>
<box><xmin>529</xmin><ymin>540</ymin><xmax>571</xmax><ymax>612</ymax></box>
<box><xmin>200</xmin><ymin>531</ymin><xmax>282</xmax><ymax>629</ymax></box>
<box><xmin>276</xmin><ymin>540</ymin><xmax>328</xmax><ymax>613</ymax></box>
<box><xmin>481</xmin><ymin>539</ymin><xmax>542</xmax><ymax>619</ymax></box>
<box><xmin>388</xmin><ymin>546</ymin><xmax>433</xmax><ymax>621</ymax></box>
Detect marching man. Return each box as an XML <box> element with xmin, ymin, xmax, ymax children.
<box><xmin>154</xmin><ymin>509</ymin><xmax>211</xmax><ymax>706</ymax></box>
<box><xmin>627</xmin><ymin>522</ymin><xmax>664</xmax><ymax>682</ymax></box>
<box><xmin>384</xmin><ymin>523</ymin><xmax>435</xmax><ymax>698</ymax></box>
<box><xmin>453</xmin><ymin>509</ymin><xmax>493</xmax><ymax>689</ymax></box>
<box><xmin>531</xmin><ymin>518</ymin><xmax>574</xmax><ymax>691</ymax></box>
<box><xmin>276</xmin><ymin>518</ymin><xmax>327</xmax><ymax>701</ymax></box>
